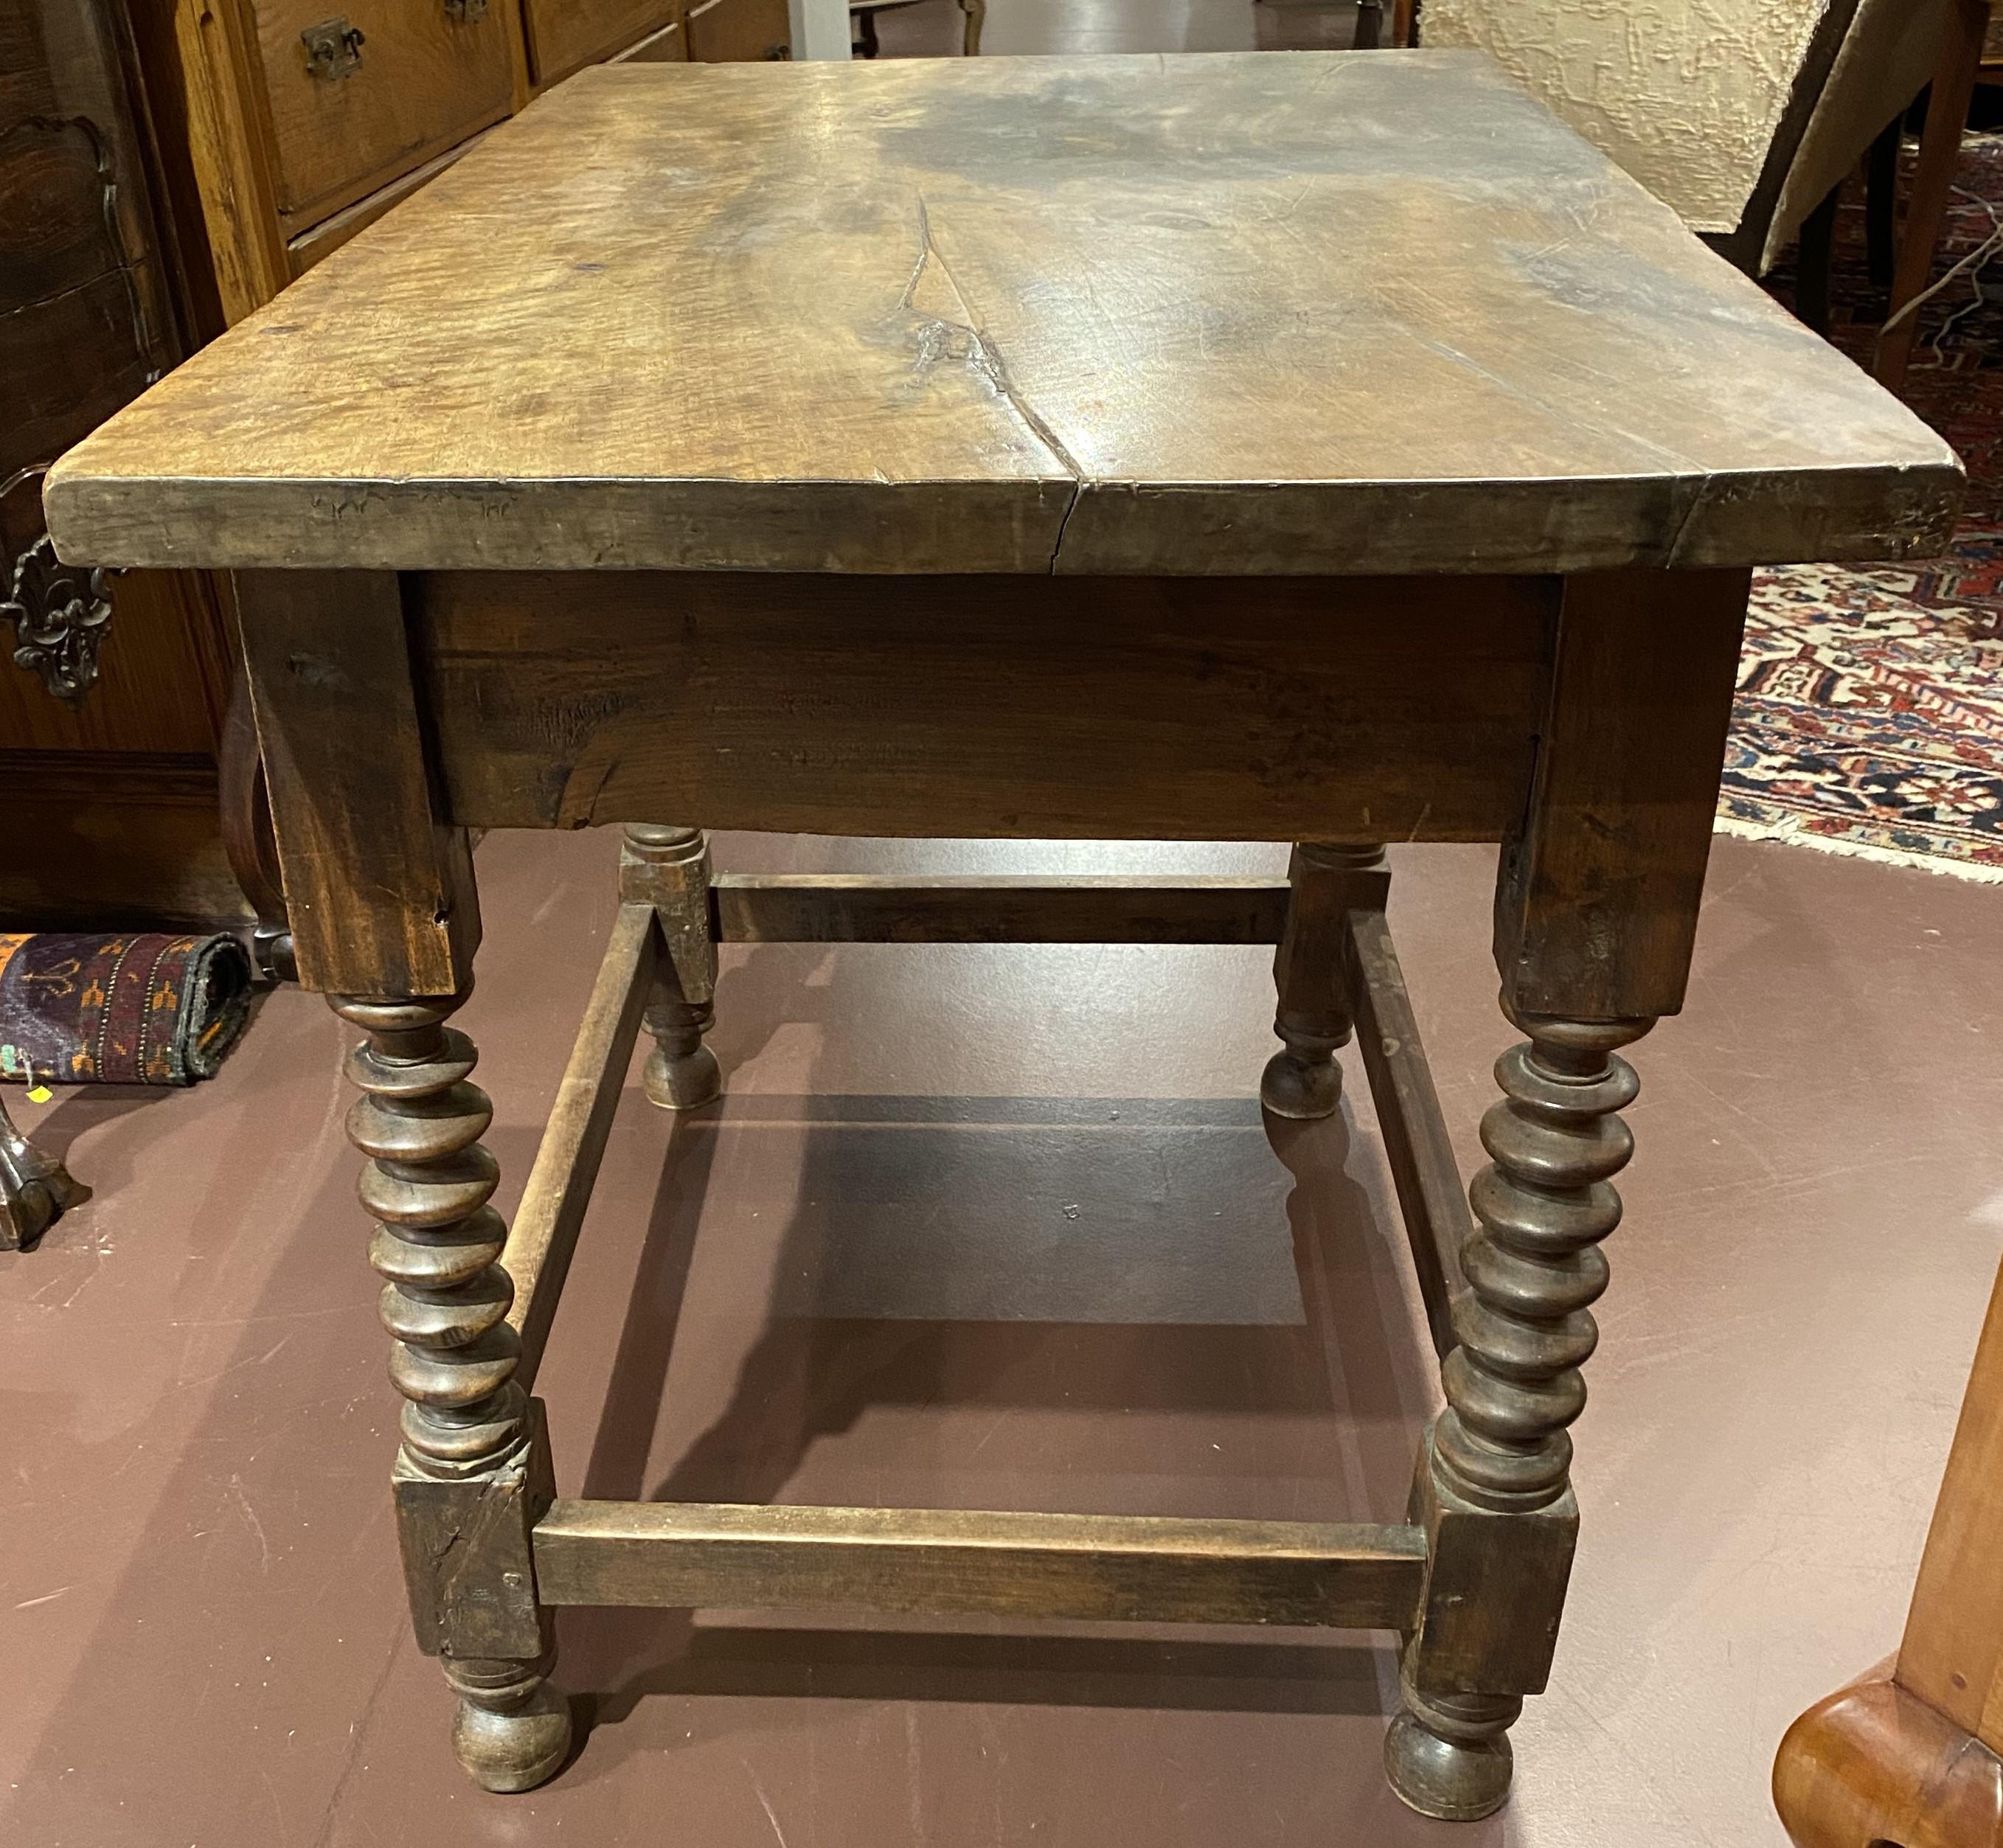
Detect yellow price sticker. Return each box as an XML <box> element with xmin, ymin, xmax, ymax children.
<box><xmin>26</xmin><ymin>1085</ymin><xmax>52</xmax><ymax>1104</ymax></box>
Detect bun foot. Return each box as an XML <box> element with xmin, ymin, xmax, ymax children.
<box><xmin>1260</xmin><ymin>1046</ymin><xmax>1341</xmax><ymax>1119</ymax></box>
<box><xmin>643</xmin><ymin>1040</ymin><xmax>721</xmax><ymax>1111</ymax></box>
<box><xmin>446</xmin><ymin>1660</ymin><xmax>573</xmax><ymax>1793</ymax></box>
<box><xmin>1384</xmin><ymin>1687</ymin><xmax>1518</xmax><ymax>1822</ymax></box>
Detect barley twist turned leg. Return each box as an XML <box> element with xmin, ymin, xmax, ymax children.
<box><xmin>1260</xmin><ymin>842</ymin><xmax>1384</xmax><ymax>1120</ymax></box>
<box><xmin>333</xmin><ymin>991</ymin><xmax>571</xmax><ymax>1793</ymax></box>
<box><xmin>1386</xmin><ymin>1010</ymin><xmax>1653</xmax><ymax>1821</ymax></box>
<box><xmin>621</xmin><ymin>824</ymin><xmax>722</xmax><ymax>1111</ymax></box>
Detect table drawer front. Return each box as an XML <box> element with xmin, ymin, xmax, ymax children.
<box><xmin>253</xmin><ymin>0</ymin><xmax>514</xmax><ymax>225</ymax></box>
<box><xmin>686</xmin><ymin>0</ymin><xmax>791</xmax><ymax>62</ymax></box>
<box><xmin>524</xmin><ymin>0</ymin><xmax>677</xmax><ymax>84</ymax></box>
<box><xmin>414</xmin><ymin>571</ymin><xmax>1553</xmax><ymax>840</ymax></box>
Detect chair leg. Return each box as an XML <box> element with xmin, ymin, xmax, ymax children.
<box><xmin>1867</xmin><ymin>117</ymin><xmax>1903</xmax><ymax>292</ymax></box>
<box><xmin>1353</xmin><ymin>0</ymin><xmax>1384</xmax><ymax>49</ymax></box>
<box><xmin>1878</xmin><ymin>0</ymin><xmax>1989</xmax><ymax>389</ymax></box>
<box><xmin>959</xmin><ymin>0</ymin><xmax>984</xmax><ymax>55</ymax></box>
<box><xmin>1796</xmin><ymin>185</ymin><xmax>1840</xmax><ymax>336</ymax></box>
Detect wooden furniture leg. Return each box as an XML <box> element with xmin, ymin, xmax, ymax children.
<box><xmin>1876</xmin><ymin>0</ymin><xmax>1990</xmax><ymax>389</ymax></box>
<box><xmin>619</xmin><ymin>824</ymin><xmax>721</xmax><ymax>1111</ymax></box>
<box><xmin>1797</xmin><ymin>185</ymin><xmax>1840</xmax><ymax>336</ymax></box>
<box><xmin>1262</xmin><ymin>842</ymin><xmax>1386</xmax><ymax>1120</ymax></box>
<box><xmin>1868</xmin><ymin>115</ymin><xmax>1903</xmax><ymax>291</ymax></box>
<box><xmin>1385</xmin><ymin>568</ymin><xmax>1748</xmax><ymax>1819</ymax></box>
<box><xmin>959</xmin><ymin>0</ymin><xmax>985</xmax><ymax>55</ymax></box>
<box><xmin>0</xmin><ymin>1094</ymin><xmax>87</xmax><ymax>1251</ymax></box>
<box><xmin>237</xmin><ymin>569</ymin><xmax>571</xmax><ymax>1792</ymax></box>
<box><xmin>1774</xmin><ymin>1258</ymin><xmax>2003</xmax><ymax>1847</ymax></box>
<box><xmin>333</xmin><ymin>990</ymin><xmax>571</xmax><ymax>1790</ymax></box>
<box><xmin>1386</xmin><ymin>1010</ymin><xmax>1650</xmax><ymax>1817</ymax></box>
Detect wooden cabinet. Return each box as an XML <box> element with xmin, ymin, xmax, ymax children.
<box><xmin>2</xmin><ymin>0</ymin><xmax>244</xmax><ymax>929</ymax></box>
<box><xmin>138</xmin><ymin>0</ymin><xmax>794</xmax><ymax>332</ymax></box>
<box><xmin>249</xmin><ymin>0</ymin><xmax>516</xmax><ymax>226</ymax></box>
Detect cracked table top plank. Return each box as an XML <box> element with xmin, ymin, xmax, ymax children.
<box><xmin>46</xmin><ymin>51</ymin><xmax>1962</xmax><ymax>577</ymax></box>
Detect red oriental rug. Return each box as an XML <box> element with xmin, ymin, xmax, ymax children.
<box><xmin>1742</xmin><ymin>134</ymin><xmax>2003</xmax><ymax>882</ymax></box>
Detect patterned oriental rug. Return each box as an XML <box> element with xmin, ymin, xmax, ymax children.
<box><xmin>1743</xmin><ymin>136</ymin><xmax>2003</xmax><ymax>882</ymax></box>
<box><xmin>0</xmin><ymin>933</ymin><xmax>253</xmax><ymax>1086</ymax></box>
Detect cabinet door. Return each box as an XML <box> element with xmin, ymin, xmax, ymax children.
<box><xmin>251</xmin><ymin>0</ymin><xmax>515</xmax><ymax>227</ymax></box>
<box><xmin>521</xmin><ymin>0</ymin><xmax>676</xmax><ymax>86</ymax></box>
<box><xmin>1</xmin><ymin>0</ymin><xmax>246</xmax><ymax>929</ymax></box>
<box><xmin>686</xmin><ymin>0</ymin><xmax>791</xmax><ymax>61</ymax></box>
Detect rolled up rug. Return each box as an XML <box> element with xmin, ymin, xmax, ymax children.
<box><xmin>0</xmin><ymin>931</ymin><xmax>254</xmax><ymax>1087</ymax></box>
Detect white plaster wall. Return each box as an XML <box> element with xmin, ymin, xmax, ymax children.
<box><xmin>1422</xmin><ymin>0</ymin><xmax>1832</xmax><ymax>233</ymax></box>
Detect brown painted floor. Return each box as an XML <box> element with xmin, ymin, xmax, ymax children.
<box><xmin>4</xmin><ymin>827</ymin><xmax>2001</xmax><ymax>1847</ymax></box>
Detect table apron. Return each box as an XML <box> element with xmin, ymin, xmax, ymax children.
<box><xmin>411</xmin><ymin>569</ymin><xmax>1559</xmax><ymax>841</ymax></box>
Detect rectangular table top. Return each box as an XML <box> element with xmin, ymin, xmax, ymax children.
<box><xmin>47</xmin><ymin>51</ymin><xmax>1961</xmax><ymax>577</ymax></box>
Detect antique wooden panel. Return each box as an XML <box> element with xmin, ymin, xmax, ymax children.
<box><xmin>0</xmin><ymin>754</ymin><xmax>245</xmax><ymax>928</ymax></box>
<box><xmin>685</xmin><ymin>0</ymin><xmax>790</xmax><ymax>61</ymax></box>
<box><xmin>1</xmin><ymin>0</ymin><xmax>243</xmax><ymax>928</ymax></box>
<box><xmin>522</xmin><ymin>0</ymin><xmax>676</xmax><ymax>83</ymax></box>
<box><xmin>249</xmin><ymin>0</ymin><xmax>515</xmax><ymax>229</ymax></box>
<box><xmin>45</xmin><ymin>53</ymin><xmax>1961</xmax><ymax>576</ymax></box>
<box><xmin>412</xmin><ymin>570</ymin><xmax>1555</xmax><ymax>840</ymax></box>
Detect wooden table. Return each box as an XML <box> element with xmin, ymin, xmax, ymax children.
<box><xmin>45</xmin><ymin>50</ymin><xmax>1962</xmax><ymax>1823</ymax></box>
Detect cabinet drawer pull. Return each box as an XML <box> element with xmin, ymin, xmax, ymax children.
<box><xmin>444</xmin><ymin>0</ymin><xmax>490</xmax><ymax>20</ymax></box>
<box><xmin>300</xmin><ymin>18</ymin><xmax>365</xmax><ymax>80</ymax></box>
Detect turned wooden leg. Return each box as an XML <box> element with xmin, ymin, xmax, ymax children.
<box><xmin>333</xmin><ymin>990</ymin><xmax>571</xmax><ymax>1793</ymax></box>
<box><xmin>620</xmin><ymin>824</ymin><xmax>721</xmax><ymax>1111</ymax></box>
<box><xmin>1261</xmin><ymin>843</ymin><xmax>1384</xmax><ymax>1120</ymax></box>
<box><xmin>1385</xmin><ymin>1010</ymin><xmax>1653</xmax><ymax>1821</ymax></box>
<box><xmin>1877</xmin><ymin>0</ymin><xmax>1988</xmax><ymax>389</ymax></box>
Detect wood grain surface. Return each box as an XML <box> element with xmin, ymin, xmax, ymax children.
<box><xmin>412</xmin><ymin>569</ymin><xmax>1552</xmax><ymax>838</ymax></box>
<box><xmin>46</xmin><ymin>52</ymin><xmax>1959</xmax><ymax>574</ymax></box>
<box><xmin>533</xmin><ymin>1499</ymin><xmax>1429</xmax><ymax>1628</ymax></box>
<box><xmin>251</xmin><ymin>0</ymin><xmax>515</xmax><ymax>229</ymax></box>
